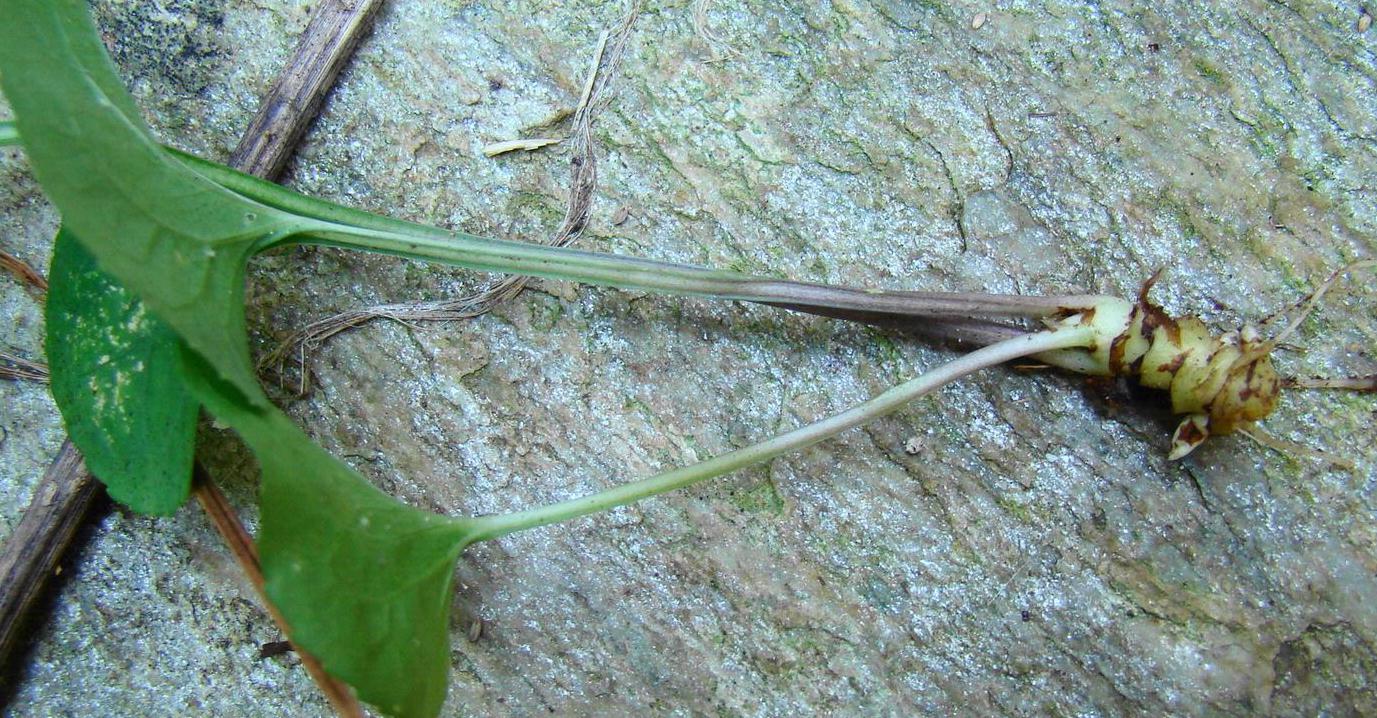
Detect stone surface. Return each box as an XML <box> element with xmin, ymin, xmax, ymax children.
<box><xmin>3</xmin><ymin>0</ymin><xmax>1376</xmax><ymax>715</ymax></box>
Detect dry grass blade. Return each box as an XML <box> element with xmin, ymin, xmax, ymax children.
<box><xmin>481</xmin><ymin>137</ymin><xmax>561</xmax><ymax>157</ymax></box>
<box><xmin>268</xmin><ymin>3</ymin><xmax>644</xmax><ymax>387</ymax></box>
<box><xmin>0</xmin><ymin>351</ymin><xmax>48</xmax><ymax>382</ymax></box>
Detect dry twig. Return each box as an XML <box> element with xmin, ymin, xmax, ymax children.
<box><xmin>230</xmin><ymin>0</ymin><xmax>386</xmax><ymax>179</ymax></box>
<box><xmin>0</xmin><ymin>444</ymin><xmax>99</xmax><ymax>686</ymax></box>
<box><xmin>0</xmin><ymin>249</ymin><xmax>47</xmax><ymax>296</ymax></box>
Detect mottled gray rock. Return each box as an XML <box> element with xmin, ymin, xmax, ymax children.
<box><xmin>3</xmin><ymin>1</ymin><xmax>1376</xmax><ymax>716</ymax></box>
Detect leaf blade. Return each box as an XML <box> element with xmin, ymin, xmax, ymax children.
<box><xmin>0</xmin><ymin>0</ymin><xmax>311</xmax><ymax>405</ymax></box>
<box><xmin>180</xmin><ymin>349</ymin><xmax>478</xmax><ymax>718</ymax></box>
<box><xmin>45</xmin><ymin>229</ymin><xmax>199</xmax><ymax>514</ymax></box>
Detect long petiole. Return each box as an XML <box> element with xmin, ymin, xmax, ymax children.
<box><xmin>462</xmin><ymin>324</ymin><xmax>1096</xmax><ymax>543</ymax></box>
<box><xmin>289</xmin><ymin>220</ymin><xmax>1104</xmax><ymax>321</ymax></box>
<box><xmin>166</xmin><ymin>149</ymin><xmax>1109</xmax><ymax>322</ymax></box>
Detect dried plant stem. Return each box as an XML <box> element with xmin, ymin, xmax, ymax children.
<box><xmin>0</xmin><ymin>249</ymin><xmax>47</xmax><ymax>295</ymax></box>
<box><xmin>466</xmin><ymin>324</ymin><xmax>1095</xmax><ymax>542</ymax></box>
<box><xmin>0</xmin><ymin>444</ymin><xmax>99</xmax><ymax>683</ymax></box>
<box><xmin>229</xmin><ymin>0</ymin><xmax>385</xmax><ymax>179</ymax></box>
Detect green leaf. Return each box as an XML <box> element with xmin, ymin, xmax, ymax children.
<box><xmin>45</xmin><ymin>229</ymin><xmax>199</xmax><ymax>514</ymax></box>
<box><xmin>2</xmin><ymin>4</ymin><xmax>480</xmax><ymax>713</ymax></box>
<box><xmin>0</xmin><ymin>0</ymin><xmax>317</xmax><ymax>406</ymax></box>
<box><xmin>179</xmin><ymin>349</ymin><xmax>479</xmax><ymax>718</ymax></box>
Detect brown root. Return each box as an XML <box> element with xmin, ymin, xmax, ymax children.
<box><xmin>1248</xmin><ymin>259</ymin><xmax>1374</xmax><ymax>359</ymax></box>
<box><xmin>1239</xmin><ymin>426</ymin><xmax>1356</xmax><ymax>471</ymax></box>
<box><xmin>1286</xmin><ymin>375</ymin><xmax>1377</xmax><ymax>392</ymax></box>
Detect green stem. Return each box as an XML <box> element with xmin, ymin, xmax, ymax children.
<box><xmin>174</xmin><ymin>150</ymin><xmax>1106</xmax><ymax>321</ymax></box>
<box><xmin>300</xmin><ymin>222</ymin><xmax>1100</xmax><ymax>320</ymax></box>
<box><xmin>463</xmin><ymin>324</ymin><xmax>1096</xmax><ymax>543</ymax></box>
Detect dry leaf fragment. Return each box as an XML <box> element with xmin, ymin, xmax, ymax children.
<box><xmin>972</xmin><ymin>12</ymin><xmax>988</xmax><ymax>30</ymax></box>
<box><xmin>481</xmin><ymin>137</ymin><xmax>561</xmax><ymax>157</ymax></box>
<box><xmin>611</xmin><ymin>205</ymin><xmax>631</xmax><ymax>225</ymax></box>
<box><xmin>1360</xmin><ymin>11</ymin><xmax>1372</xmax><ymax>33</ymax></box>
